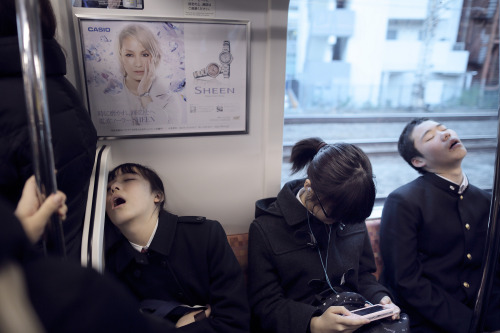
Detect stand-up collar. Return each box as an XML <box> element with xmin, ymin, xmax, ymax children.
<box><xmin>423</xmin><ymin>172</ymin><xmax>467</xmax><ymax>196</ymax></box>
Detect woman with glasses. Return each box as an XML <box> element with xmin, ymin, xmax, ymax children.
<box><xmin>248</xmin><ymin>137</ymin><xmax>400</xmax><ymax>333</ymax></box>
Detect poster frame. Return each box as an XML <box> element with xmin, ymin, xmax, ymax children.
<box><xmin>75</xmin><ymin>14</ymin><xmax>250</xmax><ymax>139</ymax></box>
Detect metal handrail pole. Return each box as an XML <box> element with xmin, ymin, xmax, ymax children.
<box><xmin>14</xmin><ymin>0</ymin><xmax>66</xmax><ymax>257</ymax></box>
<box><xmin>469</xmin><ymin>112</ymin><xmax>500</xmax><ymax>332</ymax></box>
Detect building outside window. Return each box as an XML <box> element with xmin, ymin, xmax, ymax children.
<box><xmin>282</xmin><ymin>0</ymin><xmax>499</xmax><ymax>204</ymax></box>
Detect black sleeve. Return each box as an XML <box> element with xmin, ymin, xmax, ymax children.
<box><xmin>0</xmin><ymin>198</ymin><xmax>33</xmax><ymax>265</ymax></box>
<box><xmin>248</xmin><ymin>221</ymin><xmax>318</xmax><ymax>333</ymax></box>
<box><xmin>23</xmin><ymin>257</ymin><xmax>167</xmax><ymax>333</ymax></box>
<box><xmin>178</xmin><ymin>221</ymin><xmax>250</xmax><ymax>333</ymax></box>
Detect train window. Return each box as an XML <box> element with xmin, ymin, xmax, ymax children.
<box><xmin>282</xmin><ymin>0</ymin><xmax>498</xmax><ymax>208</ymax></box>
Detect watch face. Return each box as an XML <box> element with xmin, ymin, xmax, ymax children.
<box><xmin>219</xmin><ymin>51</ymin><xmax>233</xmax><ymax>64</ymax></box>
<box><xmin>207</xmin><ymin>63</ymin><xmax>220</xmax><ymax>78</ymax></box>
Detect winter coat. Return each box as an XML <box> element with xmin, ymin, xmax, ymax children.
<box><xmin>105</xmin><ymin>209</ymin><xmax>250</xmax><ymax>333</ymax></box>
<box><xmin>0</xmin><ymin>36</ymin><xmax>97</xmax><ymax>259</ymax></box>
<box><xmin>248</xmin><ymin>179</ymin><xmax>390</xmax><ymax>333</ymax></box>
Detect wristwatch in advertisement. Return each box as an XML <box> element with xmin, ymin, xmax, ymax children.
<box><xmin>219</xmin><ymin>41</ymin><xmax>233</xmax><ymax>79</ymax></box>
<box><xmin>193</xmin><ymin>62</ymin><xmax>220</xmax><ymax>79</ymax></box>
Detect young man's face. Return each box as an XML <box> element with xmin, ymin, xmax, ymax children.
<box><xmin>411</xmin><ymin>120</ymin><xmax>467</xmax><ymax>172</ymax></box>
<box><xmin>106</xmin><ymin>169</ymin><xmax>160</xmax><ymax>228</ymax></box>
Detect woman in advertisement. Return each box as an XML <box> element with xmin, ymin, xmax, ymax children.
<box><xmin>115</xmin><ymin>23</ymin><xmax>184</xmax><ymax>126</ymax></box>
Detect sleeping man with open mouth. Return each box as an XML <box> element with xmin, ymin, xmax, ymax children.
<box><xmin>378</xmin><ymin>118</ymin><xmax>500</xmax><ymax>333</ymax></box>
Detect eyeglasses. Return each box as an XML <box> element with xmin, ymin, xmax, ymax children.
<box><xmin>312</xmin><ymin>189</ymin><xmax>331</xmax><ymax>219</ymax></box>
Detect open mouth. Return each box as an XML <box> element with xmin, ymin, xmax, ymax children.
<box><xmin>449</xmin><ymin>139</ymin><xmax>460</xmax><ymax>150</ymax></box>
<box><xmin>113</xmin><ymin>196</ymin><xmax>126</xmax><ymax>208</ymax></box>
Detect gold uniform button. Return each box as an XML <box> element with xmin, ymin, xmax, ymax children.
<box><xmin>467</xmin><ymin>253</ymin><xmax>472</xmax><ymax>260</ymax></box>
<box><xmin>460</xmin><ymin>195</ymin><xmax>463</xmax><ymax>200</ymax></box>
<box><xmin>463</xmin><ymin>282</ymin><xmax>470</xmax><ymax>288</ymax></box>
<box><xmin>465</xmin><ymin>223</ymin><xmax>470</xmax><ymax>230</ymax></box>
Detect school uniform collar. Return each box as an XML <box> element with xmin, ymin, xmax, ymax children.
<box><xmin>423</xmin><ymin>172</ymin><xmax>469</xmax><ymax>195</ymax></box>
<box><xmin>434</xmin><ymin>172</ymin><xmax>468</xmax><ymax>194</ymax></box>
<box><xmin>111</xmin><ymin>210</ymin><xmax>178</xmax><ymax>273</ymax></box>
<box><xmin>129</xmin><ymin>218</ymin><xmax>159</xmax><ymax>252</ymax></box>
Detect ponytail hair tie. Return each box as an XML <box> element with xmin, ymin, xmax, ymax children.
<box><xmin>317</xmin><ymin>142</ymin><xmax>327</xmax><ymax>152</ymax></box>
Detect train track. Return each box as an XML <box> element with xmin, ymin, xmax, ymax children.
<box><xmin>283</xmin><ymin>111</ymin><xmax>498</xmax><ymax>124</ymax></box>
<box><xmin>283</xmin><ymin>136</ymin><xmax>496</xmax><ymax>160</ymax></box>
<box><xmin>282</xmin><ymin>112</ymin><xmax>498</xmax><ymax>161</ymax></box>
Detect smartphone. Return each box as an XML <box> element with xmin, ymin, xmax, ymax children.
<box><xmin>350</xmin><ymin>304</ymin><xmax>395</xmax><ymax>321</ymax></box>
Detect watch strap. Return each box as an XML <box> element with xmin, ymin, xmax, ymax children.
<box><xmin>193</xmin><ymin>67</ymin><xmax>207</xmax><ymax>78</ymax></box>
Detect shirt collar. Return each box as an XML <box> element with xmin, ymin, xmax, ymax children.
<box><xmin>129</xmin><ymin>218</ymin><xmax>159</xmax><ymax>252</ymax></box>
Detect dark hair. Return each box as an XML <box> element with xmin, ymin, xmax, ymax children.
<box><xmin>290</xmin><ymin>137</ymin><xmax>376</xmax><ymax>224</ymax></box>
<box><xmin>398</xmin><ymin>117</ymin><xmax>429</xmax><ymax>174</ymax></box>
<box><xmin>0</xmin><ymin>0</ymin><xmax>56</xmax><ymax>38</ymax></box>
<box><xmin>108</xmin><ymin>163</ymin><xmax>165</xmax><ymax>210</ymax></box>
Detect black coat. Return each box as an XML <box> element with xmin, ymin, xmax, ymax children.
<box><xmin>105</xmin><ymin>210</ymin><xmax>250</xmax><ymax>333</ymax></box>
<box><xmin>0</xmin><ymin>197</ymin><xmax>167</xmax><ymax>333</ymax></box>
<box><xmin>248</xmin><ymin>179</ymin><xmax>391</xmax><ymax>333</ymax></box>
<box><xmin>0</xmin><ymin>36</ymin><xmax>97</xmax><ymax>260</ymax></box>
<box><xmin>380</xmin><ymin>173</ymin><xmax>499</xmax><ymax>332</ymax></box>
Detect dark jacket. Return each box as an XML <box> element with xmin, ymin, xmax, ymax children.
<box><xmin>0</xmin><ymin>36</ymin><xmax>97</xmax><ymax>260</ymax></box>
<box><xmin>0</xmin><ymin>197</ymin><xmax>167</xmax><ymax>333</ymax></box>
<box><xmin>105</xmin><ymin>210</ymin><xmax>250</xmax><ymax>333</ymax></box>
<box><xmin>248</xmin><ymin>179</ymin><xmax>391</xmax><ymax>333</ymax></box>
<box><xmin>380</xmin><ymin>172</ymin><xmax>499</xmax><ymax>332</ymax></box>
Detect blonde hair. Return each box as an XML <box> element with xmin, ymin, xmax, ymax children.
<box><xmin>118</xmin><ymin>24</ymin><xmax>162</xmax><ymax>76</ymax></box>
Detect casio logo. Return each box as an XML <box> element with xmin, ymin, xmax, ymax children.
<box><xmin>88</xmin><ymin>27</ymin><xmax>111</xmax><ymax>32</ymax></box>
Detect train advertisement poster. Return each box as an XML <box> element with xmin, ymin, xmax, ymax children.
<box><xmin>77</xmin><ymin>17</ymin><xmax>249</xmax><ymax>138</ymax></box>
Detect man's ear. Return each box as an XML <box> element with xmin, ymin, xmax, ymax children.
<box><xmin>153</xmin><ymin>192</ymin><xmax>164</xmax><ymax>204</ymax></box>
<box><xmin>411</xmin><ymin>157</ymin><xmax>426</xmax><ymax>169</ymax></box>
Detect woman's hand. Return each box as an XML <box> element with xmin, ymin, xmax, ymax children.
<box><xmin>379</xmin><ymin>296</ymin><xmax>400</xmax><ymax>320</ymax></box>
<box><xmin>14</xmin><ymin>176</ymin><xmax>67</xmax><ymax>243</ymax></box>
<box><xmin>175</xmin><ymin>305</ymin><xmax>211</xmax><ymax>328</ymax></box>
<box><xmin>310</xmin><ymin>306</ymin><xmax>370</xmax><ymax>333</ymax></box>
